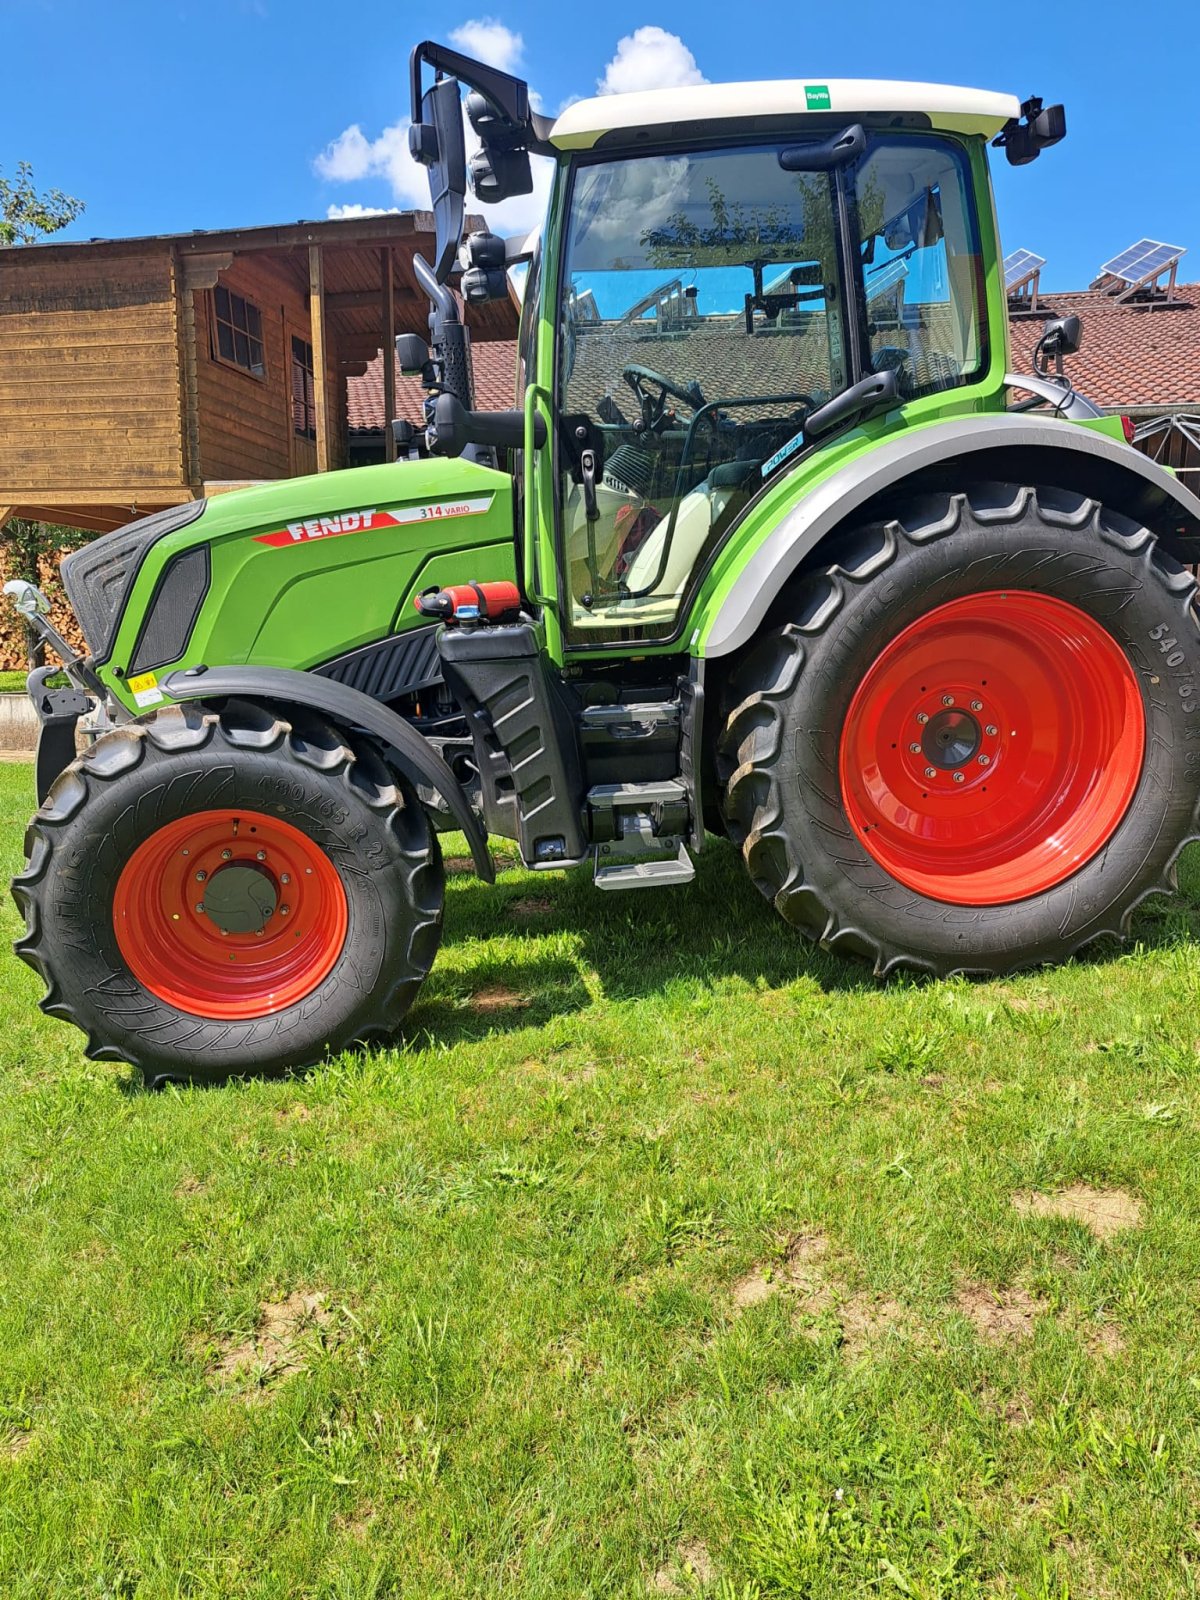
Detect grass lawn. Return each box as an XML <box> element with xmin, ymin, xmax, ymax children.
<box><xmin>2</xmin><ymin>757</ymin><xmax>1200</xmax><ymax>1598</ymax></box>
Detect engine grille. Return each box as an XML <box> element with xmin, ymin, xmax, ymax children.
<box><xmin>61</xmin><ymin>500</ymin><xmax>207</xmax><ymax>659</ymax></box>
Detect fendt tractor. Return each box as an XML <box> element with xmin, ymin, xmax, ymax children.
<box><xmin>9</xmin><ymin>43</ymin><xmax>1200</xmax><ymax>1084</ymax></box>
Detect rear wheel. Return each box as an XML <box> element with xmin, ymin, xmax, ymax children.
<box><xmin>718</xmin><ymin>485</ymin><xmax>1200</xmax><ymax>974</ymax></box>
<box><xmin>12</xmin><ymin>701</ymin><xmax>444</xmax><ymax>1084</ymax></box>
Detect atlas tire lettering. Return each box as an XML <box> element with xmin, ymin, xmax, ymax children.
<box><xmin>253</xmin><ymin>496</ymin><xmax>494</xmax><ymax>548</ymax></box>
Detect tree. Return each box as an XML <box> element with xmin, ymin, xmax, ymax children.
<box><xmin>0</xmin><ymin>161</ymin><xmax>84</xmax><ymax>246</ymax></box>
<box><xmin>0</xmin><ymin>164</ymin><xmax>88</xmax><ymax>666</ymax></box>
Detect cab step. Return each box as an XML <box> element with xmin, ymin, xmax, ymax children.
<box><xmin>588</xmin><ymin>779</ymin><xmax>695</xmax><ymax>890</ymax></box>
<box><xmin>594</xmin><ymin>841</ymin><xmax>695</xmax><ymax>890</ymax></box>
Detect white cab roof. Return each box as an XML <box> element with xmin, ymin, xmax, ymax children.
<box><xmin>550</xmin><ymin>80</ymin><xmax>1020</xmax><ymax>149</ymax></box>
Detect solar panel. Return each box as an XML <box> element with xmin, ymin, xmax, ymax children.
<box><xmin>1099</xmin><ymin>238</ymin><xmax>1185</xmax><ymax>284</ymax></box>
<box><xmin>866</xmin><ymin>255</ymin><xmax>910</xmax><ymax>300</ymax></box>
<box><xmin>1004</xmin><ymin>248</ymin><xmax>1046</xmax><ymax>289</ymax></box>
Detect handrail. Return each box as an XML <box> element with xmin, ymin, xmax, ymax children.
<box><xmin>523</xmin><ymin>382</ymin><xmax>555</xmax><ymax>606</ymax></box>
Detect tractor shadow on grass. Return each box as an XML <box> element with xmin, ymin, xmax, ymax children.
<box><xmin>438</xmin><ymin>836</ymin><xmax>1200</xmax><ymax>1015</ymax></box>
<box><xmin>437</xmin><ymin>835</ymin><xmax>875</xmax><ymax>1007</ymax></box>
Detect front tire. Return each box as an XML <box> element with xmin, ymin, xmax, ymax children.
<box><xmin>718</xmin><ymin>485</ymin><xmax>1200</xmax><ymax>975</ymax></box>
<box><xmin>12</xmin><ymin>701</ymin><xmax>444</xmax><ymax>1084</ymax></box>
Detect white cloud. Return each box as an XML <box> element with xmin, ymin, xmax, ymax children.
<box><xmin>597</xmin><ymin>27</ymin><xmax>706</xmax><ymax>96</ymax></box>
<box><xmin>314</xmin><ymin>125</ymin><xmax>372</xmax><ymax>183</ymax></box>
<box><xmin>313</xmin><ymin>22</ymin><xmax>708</xmax><ymax>244</ymax></box>
<box><xmin>325</xmin><ymin>202</ymin><xmax>402</xmax><ymax>220</ymax></box>
<box><xmin>448</xmin><ymin>17</ymin><xmax>524</xmax><ymax>73</ymax></box>
<box><xmin>314</xmin><ymin>107</ymin><xmax>551</xmax><ymax>236</ymax></box>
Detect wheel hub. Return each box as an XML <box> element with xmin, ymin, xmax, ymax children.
<box><xmin>838</xmin><ymin>590</ymin><xmax>1145</xmax><ymax>905</ymax></box>
<box><xmin>200</xmin><ymin>862</ymin><xmax>278</xmax><ymax>935</ymax></box>
<box><xmin>920</xmin><ymin>705</ymin><xmax>983</xmax><ymax>770</ymax></box>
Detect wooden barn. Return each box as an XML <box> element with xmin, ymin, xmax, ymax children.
<box><xmin>0</xmin><ymin>212</ymin><xmax>516</xmax><ymax>534</ymax></box>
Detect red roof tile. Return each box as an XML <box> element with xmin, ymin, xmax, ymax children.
<box><xmin>346</xmin><ymin>284</ymin><xmax>1200</xmax><ymax>432</ymax></box>
<box><xmin>1007</xmin><ymin>284</ymin><xmax>1200</xmax><ymax>410</ymax></box>
<box><xmin>347</xmin><ymin>340</ymin><xmax>518</xmax><ymax>432</ymax></box>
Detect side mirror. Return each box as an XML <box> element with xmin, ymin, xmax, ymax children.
<box><xmin>1045</xmin><ymin>314</ymin><xmax>1082</xmax><ymax>356</ymax></box>
<box><xmin>429</xmin><ymin>392</ymin><xmax>547</xmax><ymax>458</ymax></box>
<box><xmin>408</xmin><ymin>76</ymin><xmax>466</xmax><ymax>282</ymax></box>
<box><xmin>395</xmin><ymin>333</ymin><xmax>429</xmax><ymax>374</ymax></box>
<box><xmin>1034</xmin><ymin>314</ymin><xmax>1082</xmax><ymax>378</ymax></box>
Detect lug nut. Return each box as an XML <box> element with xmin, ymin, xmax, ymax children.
<box><xmin>221</xmin><ymin>849</ymin><xmax>232</xmax><ymax>861</ymax></box>
<box><xmin>280</xmin><ymin>874</ymin><xmax>290</xmax><ymax>885</ymax></box>
<box><xmin>916</xmin><ymin>712</ymin><xmax>929</xmax><ymax>724</ymax></box>
<box><xmin>942</xmin><ymin>694</ymin><xmax>955</xmax><ymax>706</ymax></box>
<box><xmin>924</xmin><ymin>766</ymin><xmax>937</xmax><ymax>778</ymax></box>
<box><xmin>978</xmin><ymin>754</ymin><xmax>990</xmax><ymax>767</ymax></box>
<box><xmin>256</xmin><ymin>850</ymin><xmax>266</xmax><ymax>861</ymax></box>
<box><xmin>953</xmin><ymin>771</ymin><xmax>965</xmax><ymax>784</ymax></box>
<box><xmin>985</xmin><ymin>724</ymin><xmax>998</xmax><ymax>736</ymax></box>
<box><xmin>971</xmin><ymin>699</ymin><xmax>983</xmax><ymax>711</ymax></box>
<box><xmin>195</xmin><ymin>870</ymin><xmax>207</xmax><ymax>882</ymax></box>
<box><xmin>195</xmin><ymin>902</ymin><xmax>204</xmax><ymax>913</ymax></box>
<box><xmin>280</xmin><ymin>905</ymin><xmax>290</xmax><ymax>917</ymax></box>
<box><xmin>909</xmin><ymin>742</ymin><xmax>921</xmax><ymax>753</ymax></box>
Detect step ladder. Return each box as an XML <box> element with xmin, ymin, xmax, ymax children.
<box><xmin>587</xmin><ymin>777</ymin><xmax>695</xmax><ymax>891</ymax></box>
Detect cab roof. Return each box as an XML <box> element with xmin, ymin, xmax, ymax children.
<box><xmin>549</xmin><ymin>80</ymin><xmax>1021</xmax><ymax>149</ymax></box>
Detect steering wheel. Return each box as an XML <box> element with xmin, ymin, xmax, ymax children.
<box><xmin>622</xmin><ymin>363</ymin><xmax>707</xmax><ymax>434</ymax></box>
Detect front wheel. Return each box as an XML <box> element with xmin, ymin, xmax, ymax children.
<box><xmin>718</xmin><ymin>485</ymin><xmax>1200</xmax><ymax>975</ymax></box>
<box><xmin>12</xmin><ymin>702</ymin><xmax>444</xmax><ymax>1084</ymax></box>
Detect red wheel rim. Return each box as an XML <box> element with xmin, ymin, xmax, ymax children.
<box><xmin>838</xmin><ymin>590</ymin><xmax>1145</xmax><ymax>905</ymax></box>
<box><xmin>113</xmin><ymin>809</ymin><xmax>348</xmax><ymax>1019</ymax></box>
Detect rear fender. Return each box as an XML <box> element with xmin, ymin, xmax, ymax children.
<box><xmin>161</xmin><ymin>665</ymin><xmax>494</xmax><ymax>881</ymax></box>
<box><xmin>697</xmin><ymin>413</ymin><xmax>1200</xmax><ymax>658</ymax></box>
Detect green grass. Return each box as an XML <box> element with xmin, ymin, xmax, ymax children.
<box><xmin>0</xmin><ymin>670</ymin><xmax>28</xmax><ymax>692</ymax></box>
<box><xmin>2</xmin><ymin>757</ymin><xmax>1200</xmax><ymax>1598</ymax></box>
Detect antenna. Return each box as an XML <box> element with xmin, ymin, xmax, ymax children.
<box><xmin>1092</xmin><ymin>238</ymin><xmax>1187</xmax><ymax>305</ymax></box>
<box><xmin>1004</xmin><ymin>248</ymin><xmax>1046</xmax><ymax>312</ymax></box>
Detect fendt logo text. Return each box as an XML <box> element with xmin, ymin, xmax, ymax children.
<box><xmin>253</xmin><ymin>497</ymin><xmax>494</xmax><ymax>548</ymax></box>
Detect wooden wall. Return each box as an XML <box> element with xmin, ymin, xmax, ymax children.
<box><xmin>0</xmin><ymin>247</ymin><xmax>186</xmax><ymax>500</ymax></box>
<box><xmin>192</xmin><ymin>254</ymin><xmax>343</xmax><ymax>484</ymax></box>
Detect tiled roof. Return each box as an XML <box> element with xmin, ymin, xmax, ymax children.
<box><xmin>1007</xmin><ymin>284</ymin><xmax>1200</xmax><ymax>410</ymax></box>
<box><xmin>346</xmin><ymin>284</ymin><xmax>1200</xmax><ymax>431</ymax></box>
<box><xmin>347</xmin><ymin>340</ymin><xmax>518</xmax><ymax>432</ymax></box>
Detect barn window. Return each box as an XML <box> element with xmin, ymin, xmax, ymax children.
<box><xmin>211</xmin><ymin>285</ymin><xmax>265</xmax><ymax>376</ymax></box>
<box><xmin>291</xmin><ymin>336</ymin><xmax>316</xmax><ymax>438</ymax></box>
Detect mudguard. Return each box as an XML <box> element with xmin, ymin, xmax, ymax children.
<box><xmin>700</xmin><ymin>412</ymin><xmax>1200</xmax><ymax>658</ymax></box>
<box><xmin>161</xmin><ymin>664</ymin><xmax>495</xmax><ymax>882</ymax></box>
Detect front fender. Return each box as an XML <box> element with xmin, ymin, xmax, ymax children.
<box><xmin>697</xmin><ymin>412</ymin><xmax>1200</xmax><ymax>659</ymax></box>
<box><xmin>161</xmin><ymin>665</ymin><xmax>495</xmax><ymax>882</ymax></box>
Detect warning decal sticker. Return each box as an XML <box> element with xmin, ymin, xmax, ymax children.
<box><xmin>128</xmin><ymin>671</ymin><xmax>165</xmax><ymax>709</ymax></box>
<box><xmin>253</xmin><ymin>497</ymin><xmax>494</xmax><ymax>548</ymax></box>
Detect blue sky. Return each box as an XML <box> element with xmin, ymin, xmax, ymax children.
<box><xmin>1</xmin><ymin>0</ymin><xmax>1197</xmax><ymax>291</ymax></box>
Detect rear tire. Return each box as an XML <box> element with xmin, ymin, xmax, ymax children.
<box><xmin>12</xmin><ymin>701</ymin><xmax>444</xmax><ymax>1084</ymax></box>
<box><xmin>717</xmin><ymin>485</ymin><xmax>1200</xmax><ymax>975</ymax></box>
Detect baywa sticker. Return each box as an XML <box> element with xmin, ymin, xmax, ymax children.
<box><xmin>253</xmin><ymin>497</ymin><xmax>494</xmax><ymax>548</ymax></box>
<box><xmin>805</xmin><ymin>84</ymin><xmax>832</xmax><ymax>111</ymax></box>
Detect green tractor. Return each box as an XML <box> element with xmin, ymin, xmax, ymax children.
<box><xmin>10</xmin><ymin>43</ymin><xmax>1200</xmax><ymax>1084</ymax></box>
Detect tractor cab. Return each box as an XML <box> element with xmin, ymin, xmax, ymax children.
<box><xmin>405</xmin><ymin>42</ymin><xmax>1065</xmax><ymax>652</ymax></box>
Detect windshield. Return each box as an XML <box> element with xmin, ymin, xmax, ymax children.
<box><xmin>555</xmin><ymin>133</ymin><xmax>985</xmax><ymax>644</ymax></box>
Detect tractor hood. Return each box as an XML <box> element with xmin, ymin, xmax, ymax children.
<box><xmin>66</xmin><ymin>456</ymin><xmax>517</xmax><ymax>695</ymax></box>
